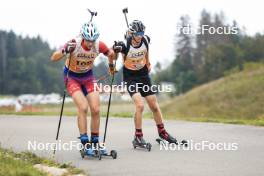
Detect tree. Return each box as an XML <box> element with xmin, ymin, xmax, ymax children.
<box><xmin>203</xmin><ymin>43</ymin><xmax>241</xmax><ymax>81</ymax></box>
<box><xmin>0</xmin><ymin>32</ymin><xmax>7</xmax><ymax>93</ymax></box>
<box><xmin>171</xmin><ymin>15</ymin><xmax>197</xmax><ymax>93</ymax></box>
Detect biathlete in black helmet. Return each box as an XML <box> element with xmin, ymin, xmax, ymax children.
<box><xmin>112</xmin><ymin>20</ymin><xmax>180</xmax><ymax>149</ymax></box>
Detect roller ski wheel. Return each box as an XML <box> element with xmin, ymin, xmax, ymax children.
<box><xmin>80</xmin><ymin>148</ymin><xmax>86</xmax><ymax>159</ymax></box>
<box><xmin>97</xmin><ymin>150</ymin><xmax>102</xmax><ymax>160</ymax></box>
<box><xmin>181</xmin><ymin>140</ymin><xmax>188</xmax><ymax>147</ymax></box>
<box><xmin>110</xmin><ymin>150</ymin><xmax>117</xmax><ymax>159</ymax></box>
<box><xmin>96</xmin><ymin>145</ymin><xmax>117</xmax><ymax>160</ymax></box>
<box><xmin>88</xmin><ymin>148</ymin><xmax>102</xmax><ymax>160</ymax></box>
<box><xmin>132</xmin><ymin>136</ymin><xmax>152</xmax><ymax>152</ymax></box>
<box><xmin>132</xmin><ymin>140</ymin><xmax>137</xmax><ymax>149</ymax></box>
<box><xmin>79</xmin><ymin>136</ymin><xmax>118</xmax><ymax>160</ymax></box>
<box><xmin>81</xmin><ymin>148</ymin><xmax>117</xmax><ymax>160</ymax></box>
<box><xmin>79</xmin><ymin>143</ymin><xmax>101</xmax><ymax>160</ymax></box>
<box><xmin>79</xmin><ymin>142</ymin><xmax>93</xmax><ymax>159</ymax></box>
<box><xmin>96</xmin><ymin>148</ymin><xmax>117</xmax><ymax>159</ymax></box>
<box><xmin>146</xmin><ymin>143</ymin><xmax>152</xmax><ymax>152</ymax></box>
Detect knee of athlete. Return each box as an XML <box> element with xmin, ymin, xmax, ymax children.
<box><xmin>78</xmin><ymin>104</ymin><xmax>88</xmax><ymax>114</ymax></box>
<box><xmin>150</xmin><ymin>104</ymin><xmax>159</xmax><ymax>113</ymax></box>
<box><xmin>136</xmin><ymin>103</ymin><xmax>144</xmax><ymax>113</ymax></box>
<box><xmin>90</xmin><ymin>106</ymin><xmax>100</xmax><ymax>116</ymax></box>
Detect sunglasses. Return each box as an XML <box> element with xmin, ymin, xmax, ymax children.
<box><xmin>134</xmin><ymin>32</ymin><xmax>144</xmax><ymax>36</ymax></box>
<box><xmin>84</xmin><ymin>39</ymin><xmax>96</xmax><ymax>44</ymax></box>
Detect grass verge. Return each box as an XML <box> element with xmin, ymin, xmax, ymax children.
<box><xmin>0</xmin><ymin>147</ymin><xmax>85</xmax><ymax>176</ymax></box>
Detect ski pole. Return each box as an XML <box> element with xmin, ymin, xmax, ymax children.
<box><xmin>122</xmin><ymin>8</ymin><xmax>129</xmax><ymax>27</ymax></box>
<box><xmin>87</xmin><ymin>9</ymin><xmax>97</xmax><ymax>22</ymax></box>
<box><xmin>103</xmin><ymin>59</ymin><xmax>117</xmax><ymax>143</ymax></box>
<box><xmin>53</xmin><ymin>52</ymin><xmax>72</xmax><ymax>155</ymax></box>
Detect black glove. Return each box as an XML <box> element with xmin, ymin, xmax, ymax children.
<box><xmin>113</xmin><ymin>41</ymin><xmax>125</xmax><ymax>53</ymax></box>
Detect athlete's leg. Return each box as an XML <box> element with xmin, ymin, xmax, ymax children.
<box><xmin>71</xmin><ymin>91</ymin><xmax>89</xmax><ymax>134</ymax></box>
<box><xmin>66</xmin><ymin>78</ymin><xmax>89</xmax><ymax>135</ymax></box>
<box><xmin>86</xmin><ymin>90</ymin><xmax>100</xmax><ymax>135</ymax></box>
<box><xmin>131</xmin><ymin>93</ymin><xmax>144</xmax><ymax>131</ymax></box>
<box><xmin>144</xmin><ymin>94</ymin><xmax>163</xmax><ymax>125</ymax></box>
<box><xmin>84</xmin><ymin>78</ymin><xmax>100</xmax><ymax>139</ymax></box>
<box><xmin>144</xmin><ymin>94</ymin><xmax>178</xmax><ymax>143</ymax></box>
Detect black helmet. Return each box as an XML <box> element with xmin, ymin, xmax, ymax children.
<box><xmin>128</xmin><ymin>20</ymin><xmax>145</xmax><ymax>34</ymax></box>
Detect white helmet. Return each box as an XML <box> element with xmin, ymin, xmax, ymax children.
<box><xmin>80</xmin><ymin>22</ymin><xmax>100</xmax><ymax>41</ymax></box>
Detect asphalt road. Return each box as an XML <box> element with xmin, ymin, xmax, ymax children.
<box><xmin>0</xmin><ymin>115</ymin><xmax>263</xmax><ymax>176</ymax></box>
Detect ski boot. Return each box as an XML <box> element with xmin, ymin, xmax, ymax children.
<box><xmin>79</xmin><ymin>134</ymin><xmax>96</xmax><ymax>159</ymax></box>
<box><xmin>156</xmin><ymin>130</ymin><xmax>188</xmax><ymax>147</ymax></box>
<box><xmin>132</xmin><ymin>136</ymin><xmax>152</xmax><ymax>152</ymax></box>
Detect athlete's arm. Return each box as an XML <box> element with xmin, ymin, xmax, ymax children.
<box><xmin>145</xmin><ymin>51</ymin><xmax>151</xmax><ymax>72</ymax></box>
<box><xmin>108</xmin><ymin>49</ymin><xmax>118</xmax><ymax>65</ymax></box>
<box><xmin>144</xmin><ymin>35</ymin><xmax>151</xmax><ymax>71</ymax></box>
<box><xmin>99</xmin><ymin>41</ymin><xmax>117</xmax><ymax>64</ymax></box>
<box><xmin>50</xmin><ymin>50</ymin><xmax>64</xmax><ymax>62</ymax></box>
<box><xmin>51</xmin><ymin>39</ymin><xmax>76</xmax><ymax>62</ymax></box>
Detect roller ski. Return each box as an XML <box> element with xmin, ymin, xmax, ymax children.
<box><xmin>132</xmin><ymin>136</ymin><xmax>152</xmax><ymax>152</ymax></box>
<box><xmin>156</xmin><ymin>130</ymin><xmax>188</xmax><ymax>147</ymax></box>
<box><xmin>80</xmin><ymin>144</ymin><xmax>117</xmax><ymax>160</ymax></box>
<box><xmin>79</xmin><ymin>135</ymin><xmax>117</xmax><ymax>160</ymax></box>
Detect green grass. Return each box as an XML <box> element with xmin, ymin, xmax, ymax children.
<box><xmin>0</xmin><ymin>95</ymin><xmax>14</xmax><ymax>98</ymax></box>
<box><xmin>0</xmin><ymin>147</ymin><xmax>85</xmax><ymax>176</ymax></box>
<box><xmin>161</xmin><ymin>62</ymin><xmax>264</xmax><ymax>126</ymax></box>
<box><xmin>0</xmin><ymin>148</ymin><xmax>46</xmax><ymax>176</ymax></box>
<box><xmin>165</xmin><ymin>116</ymin><xmax>264</xmax><ymax>126</ymax></box>
<box><xmin>0</xmin><ymin>101</ymin><xmax>147</xmax><ymax>117</ymax></box>
<box><xmin>2</xmin><ymin>62</ymin><xmax>264</xmax><ymax>127</ymax></box>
